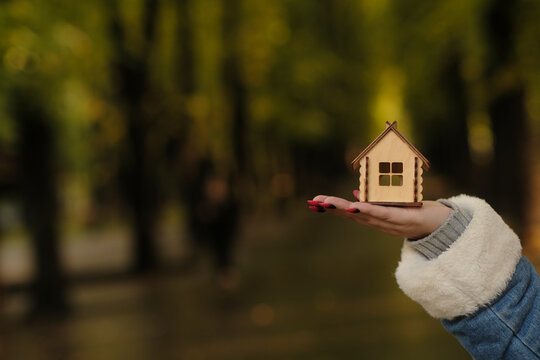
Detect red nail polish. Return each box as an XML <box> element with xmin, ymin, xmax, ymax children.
<box><xmin>309</xmin><ymin>206</ymin><xmax>325</xmax><ymax>213</ymax></box>
<box><xmin>307</xmin><ymin>200</ymin><xmax>321</xmax><ymax>206</ymax></box>
<box><xmin>321</xmin><ymin>203</ymin><xmax>335</xmax><ymax>209</ymax></box>
<box><xmin>352</xmin><ymin>190</ymin><xmax>360</xmax><ymax>201</ymax></box>
<box><xmin>346</xmin><ymin>208</ymin><xmax>359</xmax><ymax>213</ymax></box>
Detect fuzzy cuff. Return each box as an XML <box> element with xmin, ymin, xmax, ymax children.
<box><xmin>395</xmin><ymin>195</ymin><xmax>522</xmax><ymax>320</ymax></box>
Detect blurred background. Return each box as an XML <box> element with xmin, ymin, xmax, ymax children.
<box><xmin>0</xmin><ymin>0</ymin><xmax>539</xmax><ymax>359</ymax></box>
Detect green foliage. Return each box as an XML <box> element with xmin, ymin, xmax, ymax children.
<box><xmin>0</xmin><ymin>0</ymin><xmax>538</xmax><ymax>212</ymax></box>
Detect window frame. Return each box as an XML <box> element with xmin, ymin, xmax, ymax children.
<box><xmin>378</xmin><ymin>161</ymin><xmax>403</xmax><ymax>187</ymax></box>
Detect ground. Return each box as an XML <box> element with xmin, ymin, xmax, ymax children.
<box><xmin>1</xmin><ymin>192</ymin><xmax>518</xmax><ymax>359</ymax></box>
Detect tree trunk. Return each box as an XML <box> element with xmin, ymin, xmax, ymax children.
<box><xmin>12</xmin><ymin>85</ymin><xmax>67</xmax><ymax>317</ymax></box>
<box><xmin>176</xmin><ymin>0</ymin><xmax>196</xmax><ymax>96</ymax></box>
<box><xmin>109</xmin><ymin>0</ymin><xmax>160</xmax><ymax>273</ymax></box>
<box><xmin>433</xmin><ymin>50</ymin><xmax>472</xmax><ymax>191</ymax></box>
<box><xmin>222</xmin><ymin>0</ymin><xmax>248</xmax><ymax>176</ymax></box>
<box><xmin>484</xmin><ymin>0</ymin><xmax>529</xmax><ymax>238</ymax></box>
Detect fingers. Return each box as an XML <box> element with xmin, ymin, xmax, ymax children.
<box><xmin>340</xmin><ymin>200</ymin><xmax>416</xmax><ymax>231</ymax></box>
<box><xmin>348</xmin><ymin>202</ymin><xmax>392</xmax><ymax>221</ymax></box>
<box><xmin>321</xmin><ymin>196</ymin><xmax>353</xmax><ymax>209</ymax></box>
<box><xmin>308</xmin><ymin>195</ymin><xmax>394</xmax><ymax>230</ymax></box>
<box><xmin>308</xmin><ymin>195</ymin><xmax>328</xmax><ymax>213</ymax></box>
<box><xmin>308</xmin><ymin>204</ymin><xmax>325</xmax><ymax>212</ymax></box>
<box><xmin>309</xmin><ymin>195</ymin><xmax>354</xmax><ymax>212</ymax></box>
<box><xmin>308</xmin><ymin>193</ymin><xmax>441</xmax><ymax>238</ymax></box>
<box><xmin>312</xmin><ymin>195</ymin><xmax>330</xmax><ymax>203</ymax></box>
<box><xmin>309</xmin><ymin>195</ymin><xmax>394</xmax><ymax>222</ymax></box>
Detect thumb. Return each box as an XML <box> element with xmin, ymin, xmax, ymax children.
<box><xmin>353</xmin><ymin>190</ymin><xmax>360</xmax><ymax>201</ymax></box>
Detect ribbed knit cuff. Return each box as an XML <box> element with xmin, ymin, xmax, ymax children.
<box><xmin>408</xmin><ymin>200</ymin><xmax>472</xmax><ymax>260</ymax></box>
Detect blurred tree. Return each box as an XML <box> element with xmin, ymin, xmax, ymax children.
<box><xmin>180</xmin><ymin>0</ymin><xmax>244</xmax><ymax>278</ymax></box>
<box><xmin>109</xmin><ymin>0</ymin><xmax>161</xmax><ymax>273</ymax></box>
<box><xmin>168</xmin><ymin>0</ymin><xmax>241</xmax><ymax>279</ymax></box>
<box><xmin>424</xmin><ymin>48</ymin><xmax>472</xmax><ymax>191</ymax></box>
<box><xmin>171</xmin><ymin>0</ymin><xmax>209</xmax><ymax>265</ymax></box>
<box><xmin>11</xmin><ymin>83</ymin><xmax>67</xmax><ymax>316</ymax></box>
<box><xmin>392</xmin><ymin>2</ymin><xmax>474</xmax><ymax>193</ymax></box>
<box><xmin>223</xmin><ymin>0</ymin><xmax>248</xmax><ymax>176</ymax></box>
<box><xmin>484</xmin><ymin>0</ymin><xmax>529</xmax><ymax>237</ymax></box>
<box><xmin>175</xmin><ymin>0</ymin><xmax>195</xmax><ymax>97</ymax></box>
<box><xmin>0</xmin><ymin>0</ymin><xmax>537</xmax><ymax>297</ymax></box>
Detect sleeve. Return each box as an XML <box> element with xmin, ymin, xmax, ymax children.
<box><xmin>407</xmin><ymin>199</ymin><xmax>472</xmax><ymax>260</ymax></box>
<box><xmin>395</xmin><ymin>195</ymin><xmax>540</xmax><ymax>359</ymax></box>
<box><xmin>442</xmin><ymin>256</ymin><xmax>540</xmax><ymax>359</ymax></box>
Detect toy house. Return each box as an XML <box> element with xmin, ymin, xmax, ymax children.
<box><xmin>351</xmin><ymin>121</ymin><xmax>430</xmax><ymax>206</ymax></box>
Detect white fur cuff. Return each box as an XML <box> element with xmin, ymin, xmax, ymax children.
<box><xmin>395</xmin><ymin>195</ymin><xmax>522</xmax><ymax>319</ymax></box>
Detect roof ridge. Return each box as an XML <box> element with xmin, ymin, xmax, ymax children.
<box><xmin>351</xmin><ymin>122</ymin><xmax>430</xmax><ymax>171</ymax></box>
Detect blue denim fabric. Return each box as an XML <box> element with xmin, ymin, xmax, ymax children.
<box><xmin>442</xmin><ymin>257</ymin><xmax>540</xmax><ymax>359</ymax></box>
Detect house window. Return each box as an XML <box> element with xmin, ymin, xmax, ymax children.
<box><xmin>379</xmin><ymin>162</ymin><xmax>403</xmax><ymax>186</ymax></box>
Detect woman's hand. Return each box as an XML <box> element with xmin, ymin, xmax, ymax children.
<box><xmin>308</xmin><ymin>190</ymin><xmax>451</xmax><ymax>239</ymax></box>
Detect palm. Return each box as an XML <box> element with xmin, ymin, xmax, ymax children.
<box><xmin>309</xmin><ymin>192</ymin><xmax>451</xmax><ymax>239</ymax></box>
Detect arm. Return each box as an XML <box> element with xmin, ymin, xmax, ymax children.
<box><xmin>442</xmin><ymin>256</ymin><xmax>540</xmax><ymax>359</ymax></box>
<box><xmin>309</xmin><ymin>193</ymin><xmax>540</xmax><ymax>359</ymax></box>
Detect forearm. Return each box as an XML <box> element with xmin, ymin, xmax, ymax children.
<box><xmin>443</xmin><ymin>256</ymin><xmax>540</xmax><ymax>359</ymax></box>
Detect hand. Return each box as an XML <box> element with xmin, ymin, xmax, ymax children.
<box><xmin>308</xmin><ymin>190</ymin><xmax>451</xmax><ymax>239</ymax></box>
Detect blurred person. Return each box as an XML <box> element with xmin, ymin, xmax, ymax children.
<box><xmin>308</xmin><ymin>191</ymin><xmax>539</xmax><ymax>359</ymax></box>
<box><xmin>183</xmin><ymin>157</ymin><xmax>239</xmax><ymax>289</ymax></box>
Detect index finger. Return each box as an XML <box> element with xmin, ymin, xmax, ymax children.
<box><xmin>312</xmin><ymin>195</ymin><xmax>353</xmax><ymax>209</ymax></box>
<box><xmin>312</xmin><ymin>195</ymin><xmax>330</xmax><ymax>203</ymax></box>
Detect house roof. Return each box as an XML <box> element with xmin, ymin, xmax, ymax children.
<box><xmin>351</xmin><ymin>121</ymin><xmax>431</xmax><ymax>171</ymax></box>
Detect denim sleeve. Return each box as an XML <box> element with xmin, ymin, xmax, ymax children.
<box><xmin>442</xmin><ymin>256</ymin><xmax>540</xmax><ymax>359</ymax></box>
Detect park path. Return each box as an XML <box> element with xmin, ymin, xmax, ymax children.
<box><xmin>0</xmin><ymin>200</ymin><xmax>474</xmax><ymax>359</ymax></box>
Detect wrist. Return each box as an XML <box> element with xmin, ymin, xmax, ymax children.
<box><xmin>413</xmin><ymin>204</ymin><xmax>452</xmax><ymax>239</ymax></box>
<box><xmin>408</xmin><ymin>200</ymin><xmax>472</xmax><ymax>259</ymax></box>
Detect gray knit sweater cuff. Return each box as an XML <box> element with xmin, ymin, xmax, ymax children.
<box><xmin>408</xmin><ymin>199</ymin><xmax>473</xmax><ymax>260</ymax></box>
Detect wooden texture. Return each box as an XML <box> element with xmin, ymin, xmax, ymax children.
<box><xmin>416</xmin><ymin>158</ymin><xmax>424</xmax><ymax>202</ymax></box>
<box><xmin>365</xmin><ymin>157</ymin><xmax>369</xmax><ymax>201</ymax></box>
<box><xmin>363</xmin><ymin>130</ymin><xmax>416</xmax><ymax>203</ymax></box>
<box><xmin>358</xmin><ymin>157</ymin><xmax>367</xmax><ymax>202</ymax></box>
<box><xmin>355</xmin><ymin>122</ymin><xmax>428</xmax><ymax>205</ymax></box>
<box><xmin>367</xmin><ymin>202</ymin><xmax>423</xmax><ymax>207</ymax></box>
<box><xmin>351</xmin><ymin>121</ymin><xmax>430</xmax><ymax>171</ymax></box>
<box><xmin>414</xmin><ymin>157</ymin><xmax>418</xmax><ymax>203</ymax></box>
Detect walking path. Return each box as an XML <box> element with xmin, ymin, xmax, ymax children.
<box><xmin>0</xmin><ymin>200</ymin><xmax>484</xmax><ymax>359</ymax></box>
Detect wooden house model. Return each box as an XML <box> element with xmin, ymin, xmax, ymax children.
<box><xmin>351</xmin><ymin>121</ymin><xmax>430</xmax><ymax>206</ymax></box>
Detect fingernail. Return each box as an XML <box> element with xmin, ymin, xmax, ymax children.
<box><xmin>346</xmin><ymin>208</ymin><xmax>359</xmax><ymax>213</ymax></box>
<box><xmin>320</xmin><ymin>203</ymin><xmax>335</xmax><ymax>209</ymax></box>
<box><xmin>352</xmin><ymin>190</ymin><xmax>360</xmax><ymax>201</ymax></box>
<box><xmin>309</xmin><ymin>206</ymin><xmax>325</xmax><ymax>213</ymax></box>
<box><xmin>307</xmin><ymin>200</ymin><xmax>320</xmax><ymax>206</ymax></box>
